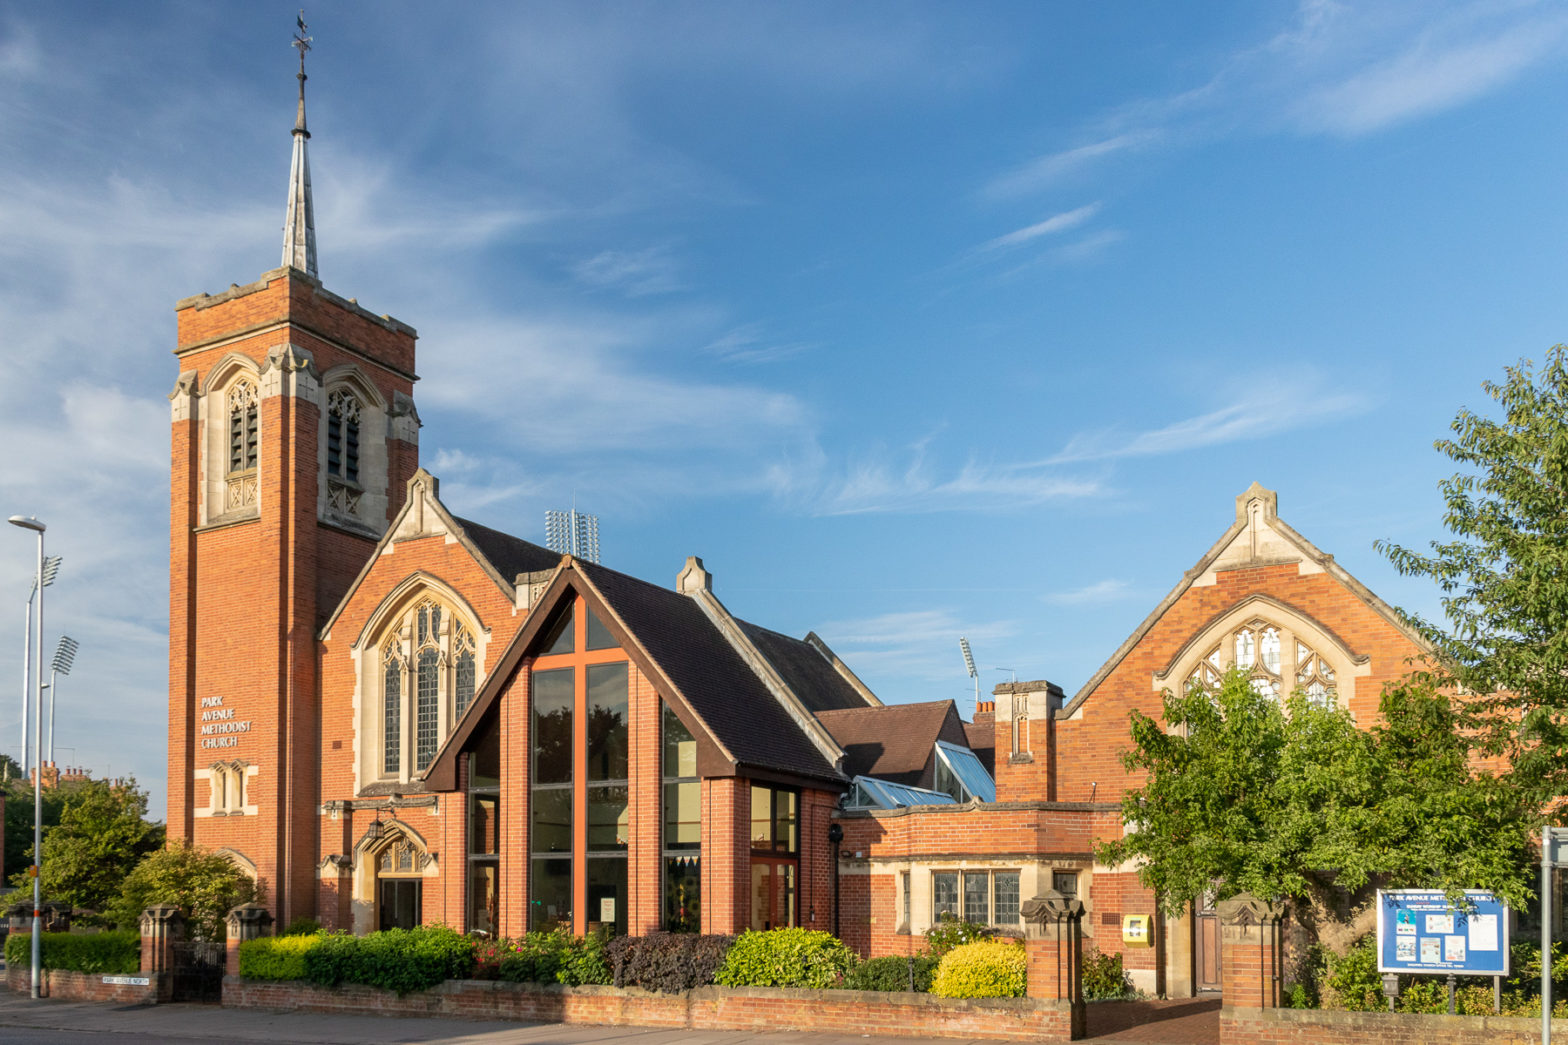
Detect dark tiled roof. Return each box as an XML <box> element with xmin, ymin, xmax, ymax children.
<box><xmin>579</xmin><ymin>561</ymin><xmax>844</xmax><ymax>784</ymax></box>
<box><xmin>738</xmin><ymin>622</ymin><xmax>870</xmax><ymax>714</ymax></box>
<box><xmin>453</xmin><ymin>516</ymin><xmax>561</xmax><ymax>580</ymax></box>
<box><xmin>814</xmin><ymin>700</ymin><xmax>962</xmax><ymax>788</ymax></box>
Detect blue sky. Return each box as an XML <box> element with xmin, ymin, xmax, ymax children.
<box><xmin>4</xmin><ymin>1</ymin><xmax>1567</xmax><ymax>820</ymax></box>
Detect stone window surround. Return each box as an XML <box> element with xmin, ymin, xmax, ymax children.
<box><xmin>197</xmin><ymin>354</ymin><xmax>265</xmax><ymax>527</ymax></box>
<box><xmin>887</xmin><ymin>861</ymin><xmax>1053</xmax><ymax>936</ymax></box>
<box><xmin>195</xmin><ymin>761</ymin><xmax>259</xmax><ymax>818</ymax></box>
<box><xmin>1152</xmin><ymin>595</ymin><xmax>1372</xmax><ymax>709</ymax></box>
<box><xmin>316</xmin><ymin>364</ymin><xmax>390</xmax><ymax>535</ymax></box>
<box><xmin>352</xmin><ymin>576</ymin><xmax>491</xmax><ymax>792</ymax></box>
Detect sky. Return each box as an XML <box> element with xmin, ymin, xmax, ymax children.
<box><xmin>4</xmin><ymin>1</ymin><xmax>1568</xmax><ymax>821</ymax></box>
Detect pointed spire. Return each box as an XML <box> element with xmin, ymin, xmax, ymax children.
<box><xmin>282</xmin><ymin>11</ymin><xmax>317</xmax><ymax>277</ymax></box>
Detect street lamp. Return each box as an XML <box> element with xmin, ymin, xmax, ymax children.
<box><xmin>8</xmin><ymin>514</ymin><xmax>46</xmax><ymax>1001</ymax></box>
<box><xmin>20</xmin><ymin>553</ymin><xmax>60</xmax><ymax>775</ymax></box>
<box><xmin>47</xmin><ymin>636</ymin><xmax>77</xmax><ymax>766</ymax></box>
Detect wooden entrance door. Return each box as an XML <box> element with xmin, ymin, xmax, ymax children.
<box><xmin>1195</xmin><ymin>898</ymin><xmax>1222</xmax><ymax>992</ymax></box>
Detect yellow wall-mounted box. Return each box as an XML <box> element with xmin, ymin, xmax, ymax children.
<box><xmin>1122</xmin><ymin>914</ymin><xmax>1153</xmax><ymax>947</ymax></box>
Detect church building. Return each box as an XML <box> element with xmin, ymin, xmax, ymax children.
<box><xmin>168</xmin><ymin>33</ymin><xmax>1455</xmax><ymax>1000</ymax></box>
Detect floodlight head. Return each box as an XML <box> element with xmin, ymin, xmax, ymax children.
<box><xmin>959</xmin><ymin>637</ymin><xmax>977</xmax><ymax>678</ymax></box>
<box><xmin>51</xmin><ymin>636</ymin><xmax>78</xmax><ymax>676</ymax></box>
<box><xmin>7</xmin><ymin>515</ymin><xmax>45</xmax><ymax>533</ymax></box>
<box><xmin>40</xmin><ymin>556</ymin><xmax>61</xmax><ymax>588</ymax></box>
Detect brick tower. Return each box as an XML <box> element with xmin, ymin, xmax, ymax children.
<box><xmin>167</xmin><ymin>22</ymin><xmax>420</xmax><ymax>923</ymax></box>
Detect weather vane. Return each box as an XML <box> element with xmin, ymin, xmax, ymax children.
<box><xmin>293</xmin><ymin>11</ymin><xmax>312</xmax><ymax>71</ymax></box>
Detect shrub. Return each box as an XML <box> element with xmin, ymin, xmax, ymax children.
<box><xmin>929</xmin><ymin>940</ymin><xmax>1026</xmax><ymax>999</ymax></box>
<box><xmin>607</xmin><ymin>932</ymin><xmax>734</xmax><ymax>993</ymax></box>
<box><xmin>280</xmin><ymin>916</ymin><xmax>321</xmax><ymax>937</ymax></box>
<box><xmin>2</xmin><ymin>930</ymin><xmax>139</xmax><ymax>974</ymax></box>
<box><xmin>239</xmin><ymin>934</ymin><xmax>320</xmax><ymax>981</ymax></box>
<box><xmin>1081</xmin><ymin>948</ymin><xmax>1134</xmax><ymax>1001</ymax></box>
<box><xmin>107</xmin><ymin>842</ymin><xmax>263</xmax><ymax>940</ymax></box>
<box><xmin>1320</xmin><ymin>937</ymin><xmax>1381</xmax><ymax>1011</ymax></box>
<box><xmin>924</xmin><ymin>913</ymin><xmax>995</xmax><ymax>956</ymax></box>
<box><xmin>302</xmin><ymin>926</ymin><xmax>474</xmax><ymax>995</ymax></box>
<box><xmin>714</xmin><ymin>928</ymin><xmax>856</xmax><ymax>990</ymax></box>
<box><xmin>840</xmin><ymin>954</ymin><xmax>939</xmax><ymax>992</ymax></box>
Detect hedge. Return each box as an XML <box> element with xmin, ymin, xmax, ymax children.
<box><xmin>714</xmin><ymin>928</ymin><xmax>855</xmax><ymax>990</ymax></box>
<box><xmin>301</xmin><ymin>926</ymin><xmax>475</xmax><ymax>995</ymax></box>
<box><xmin>238</xmin><ymin>933</ymin><xmax>321</xmax><ymax>981</ymax></box>
<box><xmin>3</xmin><ymin>930</ymin><xmax>140</xmax><ymax>974</ymax></box>
<box><xmin>841</xmin><ymin>954</ymin><xmax>939</xmax><ymax>992</ymax></box>
<box><xmin>498</xmin><ymin>927</ymin><xmax>612</xmax><ymax>986</ymax></box>
<box><xmin>930</xmin><ymin>940</ymin><xmax>1026</xmax><ymax>999</ymax></box>
<box><xmin>607</xmin><ymin>933</ymin><xmax>734</xmax><ymax>993</ymax></box>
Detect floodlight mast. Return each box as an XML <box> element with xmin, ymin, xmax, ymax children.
<box><xmin>959</xmin><ymin>637</ymin><xmax>979</xmax><ymax>717</ymax></box>
<box><xmin>47</xmin><ymin>636</ymin><xmax>77</xmax><ymax>765</ymax></box>
<box><xmin>18</xmin><ymin>554</ymin><xmax>58</xmax><ymax>775</ymax></box>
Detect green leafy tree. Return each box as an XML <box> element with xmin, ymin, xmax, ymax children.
<box><xmin>1096</xmin><ymin>670</ymin><xmax>1533</xmax><ymax>954</ymax></box>
<box><xmin>1376</xmin><ymin>346</ymin><xmax>1568</xmax><ymax>805</ymax></box>
<box><xmin>4</xmin><ymin>774</ymin><xmax>78</xmax><ymax>880</ymax></box>
<box><xmin>9</xmin><ymin>778</ymin><xmax>164</xmax><ymax>918</ymax></box>
<box><xmin>108</xmin><ymin>842</ymin><xmax>263</xmax><ymax>940</ymax></box>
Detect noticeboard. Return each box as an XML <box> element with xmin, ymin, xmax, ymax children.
<box><xmin>1376</xmin><ymin>889</ymin><xmax>1510</xmax><ymax>975</ymax></box>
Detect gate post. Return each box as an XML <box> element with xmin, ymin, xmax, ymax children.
<box><xmin>225</xmin><ymin>903</ymin><xmax>274</xmax><ymax>978</ymax></box>
<box><xmin>1216</xmin><ymin>893</ymin><xmax>1286</xmax><ymax>1009</ymax></box>
<box><xmin>140</xmin><ymin>904</ymin><xmax>185</xmax><ymax>1003</ymax></box>
<box><xmin>1022</xmin><ymin>889</ymin><xmax>1087</xmax><ymax>1040</ymax></box>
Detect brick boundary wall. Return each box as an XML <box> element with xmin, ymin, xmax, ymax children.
<box><xmin>1221</xmin><ymin>1007</ymin><xmax>1568</xmax><ymax>1045</ymax></box>
<box><xmin>223</xmin><ymin>978</ymin><xmax>1077</xmax><ymax>1042</ymax></box>
<box><xmin>5</xmin><ymin>964</ymin><xmax>164</xmax><ymax>1005</ymax></box>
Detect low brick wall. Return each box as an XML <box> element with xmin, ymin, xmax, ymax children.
<box><xmin>1222</xmin><ymin>1007</ymin><xmax>1568</xmax><ymax>1044</ymax></box>
<box><xmin>223</xmin><ymin>978</ymin><xmax>1075</xmax><ymax>1041</ymax></box>
<box><xmin>5</xmin><ymin>963</ymin><xmax>163</xmax><ymax>1005</ymax></box>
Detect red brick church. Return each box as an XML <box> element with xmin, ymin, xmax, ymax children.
<box><xmin>167</xmin><ymin>48</ymin><xmax>1434</xmax><ymax>996</ymax></box>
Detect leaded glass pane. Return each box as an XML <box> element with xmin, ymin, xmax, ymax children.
<box><xmin>1261</xmin><ymin>627</ymin><xmax>1281</xmax><ymax>674</ymax></box>
<box><xmin>1235</xmin><ymin>629</ymin><xmax>1255</xmax><ymax>669</ymax></box>
<box><xmin>964</xmin><ymin>872</ymin><xmax>989</xmax><ymax>924</ymax></box>
<box><xmin>416</xmin><ymin>648</ymin><xmax>439</xmax><ymax>770</ymax></box>
<box><xmin>933</xmin><ymin>873</ymin><xmax>959</xmax><ymax>919</ymax></box>
<box><xmin>994</xmin><ymin>872</ymin><xmax>1020</xmax><ymax>924</ymax></box>
<box><xmin>383</xmin><ymin>656</ymin><xmax>401</xmax><ymax>776</ymax></box>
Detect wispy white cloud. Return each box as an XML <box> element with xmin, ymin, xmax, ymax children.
<box><xmin>984</xmin><ymin>133</ymin><xmax>1158</xmax><ymax>199</ymax></box>
<box><xmin>571</xmin><ymin>245</ymin><xmax>684</xmax><ymax>297</ymax></box>
<box><xmin>1044</xmin><ymin>579</ymin><xmax>1132</xmax><ymax>605</ymax></box>
<box><xmin>701</xmin><ymin>324</ymin><xmax>813</xmax><ymax>365</ymax></box>
<box><xmin>976</xmin><ymin>203</ymin><xmax>1101</xmax><ymax>253</ymax></box>
<box><xmin>815</xmin><ymin>609</ymin><xmax>1018</xmax><ymax>688</ymax></box>
<box><xmin>1046</xmin><ymin>381</ymin><xmax>1369</xmax><ymax>465</ymax></box>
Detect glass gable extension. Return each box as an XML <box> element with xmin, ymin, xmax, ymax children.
<box><xmin>933</xmin><ymin>740</ymin><xmax>996</xmax><ymax>803</ymax></box>
<box><xmin>845</xmin><ymin>776</ymin><xmax>957</xmax><ymax>810</ymax></box>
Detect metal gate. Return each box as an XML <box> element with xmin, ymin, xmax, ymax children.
<box><xmin>170</xmin><ymin>940</ymin><xmax>225</xmax><ymax>1003</ymax></box>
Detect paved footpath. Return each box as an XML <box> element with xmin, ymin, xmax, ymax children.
<box><xmin>0</xmin><ymin>992</ymin><xmax>1027</xmax><ymax>1045</ymax></box>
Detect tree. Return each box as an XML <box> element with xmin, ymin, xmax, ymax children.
<box><xmin>1096</xmin><ymin>670</ymin><xmax>1534</xmax><ymax>955</ymax></box>
<box><xmin>4</xmin><ymin>773</ymin><xmax>77</xmax><ymax>880</ymax></box>
<box><xmin>10</xmin><ymin>777</ymin><xmax>164</xmax><ymax>918</ymax></box>
<box><xmin>108</xmin><ymin>843</ymin><xmax>263</xmax><ymax>940</ymax></box>
<box><xmin>1377</xmin><ymin>345</ymin><xmax>1568</xmax><ymax>805</ymax></box>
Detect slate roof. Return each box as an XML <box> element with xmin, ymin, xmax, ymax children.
<box><xmin>738</xmin><ymin>621</ymin><xmax>871</xmax><ymax>714</ymax></box>
<box><xmin>578</xmin><ymin>561</ymin><xmax>844</xmax><ymax>784</ymax></box>
<box><xmin>814</xmin><ymin>700</ymin><xmax>963</xmax><ymax>788</ymax></box>
<box><xmin>964</xmin><ymin>720</ymin><xmax>996</xmax><ymax>778</ymax></box>
<box><xmin>453</xmin><ymin>516</ymin><xmax>561</xmax><ymax>580</ymax></box>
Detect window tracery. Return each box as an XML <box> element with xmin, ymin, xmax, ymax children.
<box><xmin>372</xmin><ymin>597</ymin><xmax>482</xmax><ymax>783</ymax></box>
<box><xmin>326</xmin><ymin>388</ymin><xmax>362</xmax><ymax>516</ymax></box>
<box><xmin>1188</xmin><ymin>618</ymin><xmax>1337</xmax><ymax>707</ymax></box>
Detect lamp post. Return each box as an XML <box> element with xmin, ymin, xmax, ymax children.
<box><xmin>20</xmin><ymin>554</ymin><xmax>59</xmax><ymax>775</ymax></box>
<box><xmin>47</xmin><ymin>636</ymin><xmax>77</xmax><ymax>766</ymax></box>
<box><xmin>9</xmin><ymin>514</ymin><xmax>46</xmax><ymax>1001</ymax></box>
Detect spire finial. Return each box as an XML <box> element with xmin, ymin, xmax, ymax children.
<box><xmin>292</xmin><ymin>11</ymin><xmax>312</xmax><ymax>138</ymax></box>
<box><xmin>282</xmin><ymin>10</ymin><xmax>318</xmax><ymax>277</ymax></box>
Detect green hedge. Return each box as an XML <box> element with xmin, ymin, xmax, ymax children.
<box><xmin>498</xmin><ymin>927</ymin><xmax>612</xmax><ymax>986</ymax></box>
<box><xmin>714</xmin><ymin>928</ymin><xmax>855</xmax><ymax>990</ymax></box>
<box><xmin>238</xmin><ymin>933</ymin><xmax>321</xmax><ymax>981</ymax></box>
<box><xmin>840</xmin><ymin>954</ymin><xmax>939</xmax><ymax>992</ymax></box>
<box><xmin>3</xmin><ymin>930</ymin><xmax>140</xmax><ymax>974</ymax></box>
<box><xmin>300</xmin><ymin>927</ymin><xmax>475</xmax><ymax>996</ymax></box>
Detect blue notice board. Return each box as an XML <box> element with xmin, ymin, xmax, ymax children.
<box><xmin>1376</xmin><ymin>890</ymin><xmax>1510</xmax><ymax>975</ymax></box>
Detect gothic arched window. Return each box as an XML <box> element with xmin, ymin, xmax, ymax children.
<box><xmin>371</xmin><ymin>597</ymin><xmax>484</xmax><ymax>783</ymax></box>
<box><xmin>326</xmin><ymin>388</ymin><xmax>361</xmax><ymax>483</ymax></box>
<box><xmin>1189</xmin><ymin>618</ymin><xmax>1337</xmax><ymax>707</ymax></box>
